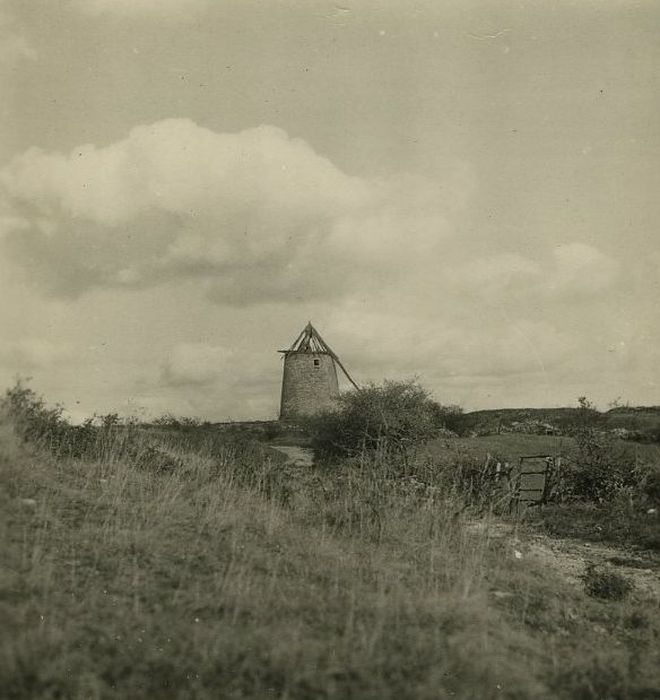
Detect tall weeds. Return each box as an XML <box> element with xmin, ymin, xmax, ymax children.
<box><xmin>3</xmin><ymin>383</ymin><xmax>659</xmax><ymax>698</ymax></box>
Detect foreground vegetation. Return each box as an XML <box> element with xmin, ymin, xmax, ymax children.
<box><xmin>2</xmin><ymin>383</ymin><xmax>660</xmax><ymax>699</ymax></box>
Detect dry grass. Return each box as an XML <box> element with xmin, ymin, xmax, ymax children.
<box><xmin>2</xmin><ymin>414</ymin><xmax>660</xmax><ymax>699</ymax></box>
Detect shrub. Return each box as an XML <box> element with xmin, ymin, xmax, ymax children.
<box><xmin>308</xmin><ymin>379</ymin><xmax>452</xmax><ymax>468</ymax></box>
<box><xmin>581</xmin><ymin>563</ymin><xmax>633</xmax><ymax>600</ymax></box>
<box><xmin>642</xmin><ymin>466</ymin><xmax>660</xmax><ymax>505</ymax></box>
<box><xmin>152</xmin><ymin>413</ymin><xmax>202</xmax><ymax>429</ymax></box>
<box><xmin>557</xmin><ymin>397</ymin><xmax>640</xmax><ymax>503</ymax></box>
<box><xmin>3</xmin><ymin>380</ymin><xmax>166</xmax><ymax>466</ymax></box>
<box><xmin>1</xmin><ymin>380</ymin><xmax>99</xmax><ymax>458</ymax></box>
<box><xmin>428</xmin><ymin>402</ymin><xmax>465</xmax><ymax>434</ymax></box>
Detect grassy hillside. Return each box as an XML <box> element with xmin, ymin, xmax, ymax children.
<box><xmin>458</xmin><ymin>406</ymin><xmax>660</xmax><ymax>441</ymax></box>
<box><xmin>458</xmin><ymin>408</ymin><xmax>587</xmax><ymax>434</ymax></box>
<box><xmin>2</xmin><ymin>409</ymin><xmax>660</xmax><ymax>698</ymax></box>
<box><xmin>605</xmin><ymin>407</ymin><xmax>660</xmax><ymax>434</ymax></box>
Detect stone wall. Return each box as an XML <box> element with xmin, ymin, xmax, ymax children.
<box><xmin>279</xmin><ymin>352</ymin><xmax>339</xmax><ymax>420</ymax></box>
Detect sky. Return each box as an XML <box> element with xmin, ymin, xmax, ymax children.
<box><xmin>0</xmin><ymin>0</ymin><xmax>659</xmax><ymax>421</ymax></box>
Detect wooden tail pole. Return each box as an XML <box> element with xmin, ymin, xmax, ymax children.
<box><xmin>335</xmin><ymin>357</ymin><xmax>359</xmax><ymax>390</ymax></box>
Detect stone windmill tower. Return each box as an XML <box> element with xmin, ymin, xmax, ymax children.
<box><xmin>278</xmin><ymin>322</ymin><xmax>358</xmax><ymax>420</ymax></box>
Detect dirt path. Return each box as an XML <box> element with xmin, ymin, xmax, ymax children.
<box><xmin>269</xmin><ymin>445</ymin><xmax>315</xmax><ymax>467</ymax></box>
<box><xmin>469</xmin><ymin>519</ymin><xmax>660</xmax><ymax>600</ymax></box>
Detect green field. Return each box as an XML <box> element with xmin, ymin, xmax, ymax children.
<box><xmin>424</xmin><ymin>433</ymin><xmax>660</xmax><ymax>467</ymax></box>
<box><xmin>424</xmin><ymin>433</ymin><xmax>574</xmax><ymax>462</ymax></box>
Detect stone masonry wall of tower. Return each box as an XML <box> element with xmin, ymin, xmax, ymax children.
<box><xmin>279</xmin><ymin>352</ymin><xmax>340</xmax><ymax>420</ymax></box>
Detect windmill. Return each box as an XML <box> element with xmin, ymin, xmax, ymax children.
<box><xmin>278</xmin><ymin>322</ymin><xmax>358</xmax><ymax>420</ymax></box>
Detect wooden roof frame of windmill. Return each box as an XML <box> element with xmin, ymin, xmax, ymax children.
<box><xmin>279</xmin><ymin>322</ymin><xmax>359</xmax><ymax>390</ymax></box>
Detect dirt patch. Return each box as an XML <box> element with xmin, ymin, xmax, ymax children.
<box><xmin>467</xmin><ymin>518</ymin><xmax>660</xmax><ymax>600</ymax></box>
<box><xmin>525</xmin><ymin>534</ymin><xmax>660</xmax><ymax>599</ymax></box>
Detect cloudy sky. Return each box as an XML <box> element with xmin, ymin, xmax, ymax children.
<box><xmin>1</xmin><ymin>0</ymin><xmax>658</xmax><ymax>421</ymax></box>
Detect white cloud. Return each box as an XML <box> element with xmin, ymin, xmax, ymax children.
<box><xmin>329</xmin><ymin>306</ymin><xmax>575</xmax><ymax>384</ymax></box>
<box><xmin>0</xmin><ymin>117</ymin><xmax>624</xmax><ymax>418</ymax></box>
<box><xmin>0</xmin><ymin>338</ymin><xmax>72</xmax><ymax>370</ymax></box>
<box><xmin>0</xmin><ymin>118</ymin><xmax>470</xmax><ymax>302</ymax></box>
<box><xmin>152</xmin><ymin>341</ymin><xmax>280</xmax><ymax>420</ymax></box>
<box><xmin>444</xmin><ymin>244</ymin><xmax>618</xmax><ymax>302</ymax></box>
<box><xmin>160</xmin><ymin>342</ymin><xmax>233</xmax><ymax>387</ymax></box>
<box><xmin>446</xmin><ymin>253</ymin><xmax>542</xmax><ymax>295</ymax></box>
<box><xmin>549</xmin><ymin>242</ymin><xmax>619</xmax><ymax>295</ymax></box>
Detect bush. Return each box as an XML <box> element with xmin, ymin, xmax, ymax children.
<box><xmin>309</xmin><ymin>379</ymin><xmax>453</xmax><ymax>467</ymax></box>
<box><xmin>3</xmin><ymin>380</ymin><xmax>157</xmax><ymax>465</ymax></box>
<box><xmin>2</xmin><ymin>380</ymin><xmax>98</xmax><ymax>458</ymax></box>
<box><xmin>428</xmin><ymin>402</ymin><xmax>465</xmax><ymax>434</ymax></box>
<box><xmin>642</xmin><ymin>466</ymin><xmax>660</xmax><ymax>505</ymax></box>
<box><xmin>557</xmin><ymin>397</ymin><xmax>640</xmax><ymax>503</ymax></box>
<box><xmin>581</xmin><ymin>563</ymin><xmax>633</xmax><ymax>600</ymax></box>
<box><xmin>152</xmin><ymin>413</ymin><xmax>202</xmax><ymax>429</ymax></box>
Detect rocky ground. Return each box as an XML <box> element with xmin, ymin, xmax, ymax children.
<box><xmin>469</xmin><ymin>518</ymin><xmax>660</xmax><ymax>601</ymax></box>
